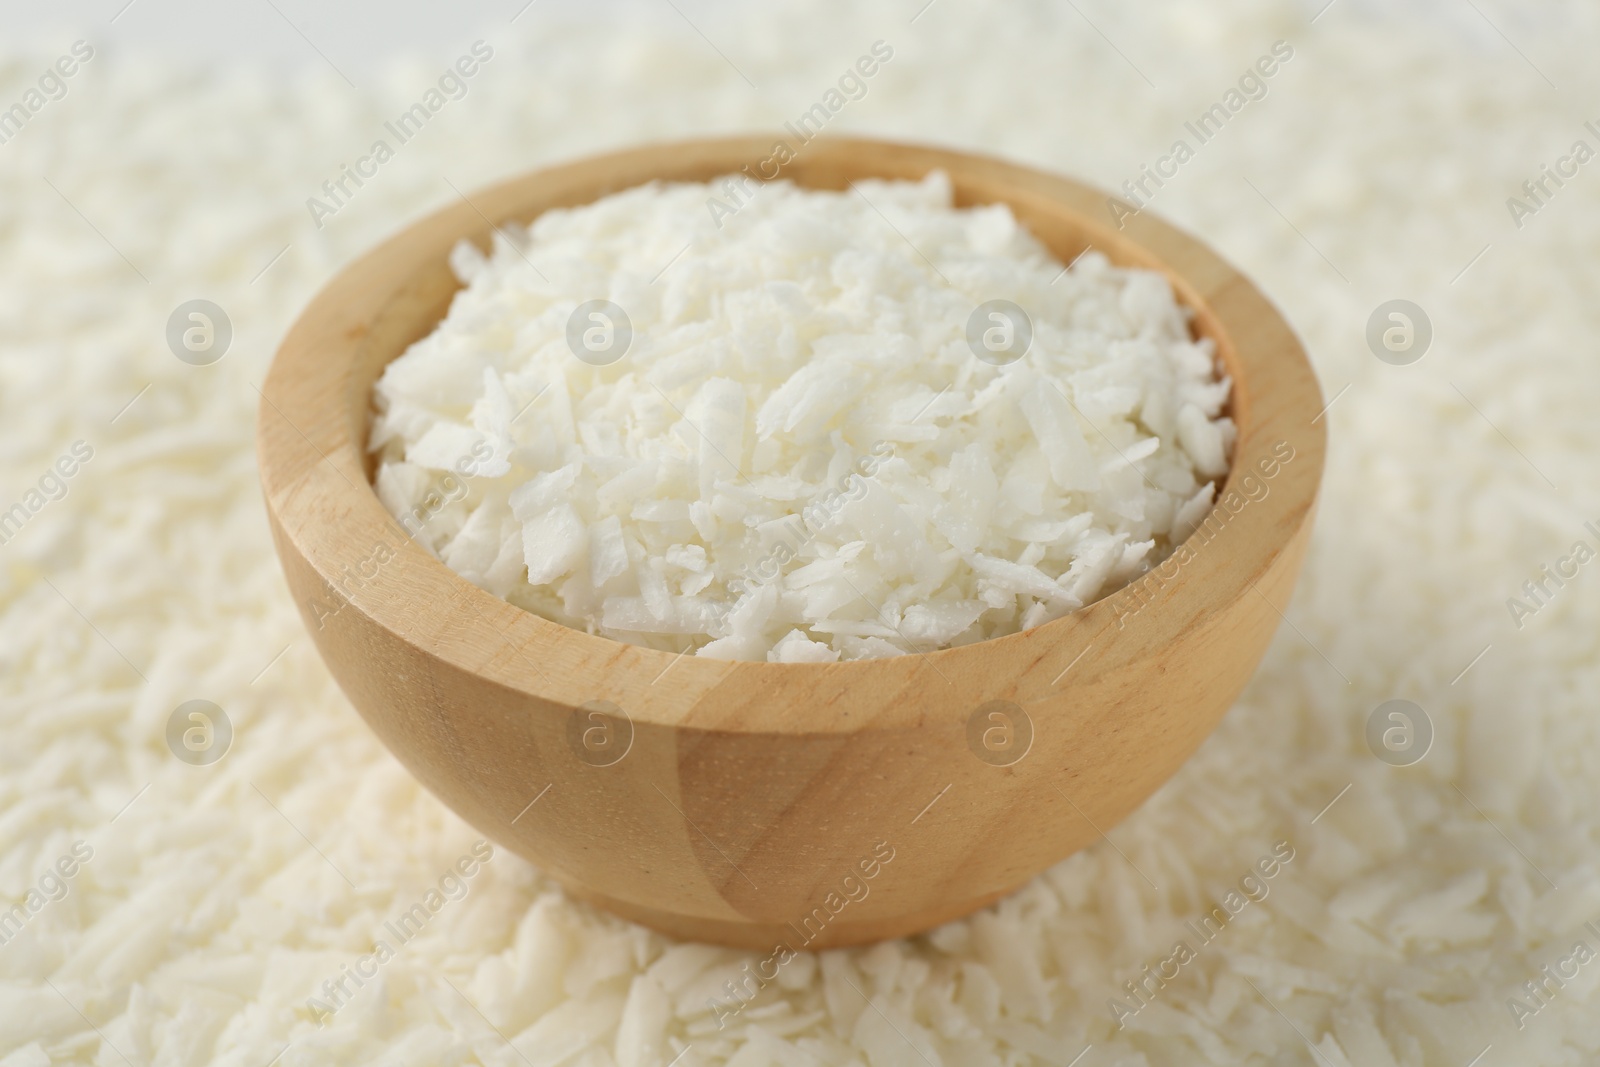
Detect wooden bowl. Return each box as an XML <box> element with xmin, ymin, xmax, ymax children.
<box><xmin>258</xmin><ymin>136</ymin><xmax>1324</xmax><ymax>949</ymax></box>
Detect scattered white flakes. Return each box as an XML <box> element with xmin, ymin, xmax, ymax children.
<box><xmin>13</xmin><ymin>3</ymin><xmax>1600</xmax><ymax>1065</ymax></box>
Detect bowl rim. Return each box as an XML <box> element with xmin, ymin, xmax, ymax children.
<box><xmin>258</xmin><ymin>134</ymin><xmax>1325</xmax><ymax>732</ymax></box>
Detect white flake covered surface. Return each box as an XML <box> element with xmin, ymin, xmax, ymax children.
<box><xmin>4</xmin><ymin>1</ymin><xmax>1600</xmax><ymax>1064</ymax></box>
<box><xmin>370</xmin><ymin>176</ymin><xmax>1233</xmax><ymax>661</ymax></box>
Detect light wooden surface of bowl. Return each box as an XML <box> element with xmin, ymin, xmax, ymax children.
<box><xmin>258</xmin><ymin>136</ymin><xmax>1324</xmax><ymax>949</ymax></box>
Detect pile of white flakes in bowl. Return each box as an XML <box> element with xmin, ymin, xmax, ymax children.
<box><xmin>370</xmin><ymin>172</ymin><xmax>1232</xmax><ymax>660</ymax></box>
